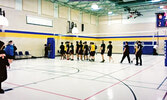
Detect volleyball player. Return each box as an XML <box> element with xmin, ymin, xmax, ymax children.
<box><xmin>100</xmin><ymin>40</ymin><xmax>105</xmax><ymax>63</ymax></box>
<box><xmin>84</xmin><ymin>42</ymin><xmax>89</xmax><ymax>60</ymax></box>
<box><xmin>107</xmin><ymin>41</ymin><xmax>114</xmax><ymax>62</ymax></box>
<box><xmin>0</xmin><ymin>41</ymin><xmax>10</xmax><ymax>94</ymax></box>
<box><xmin>90</xmin><ymin>42</ymin><xmax>95</xmax><ymax>62</ymax></box>
<box><xmin>75</xmin><ymin>41</ymin><xmax>79</xmax><ymax>60</ymax></box>
<box><xmin>135</xmin><ymin>41</ymin><xmax>143</xmax><ymax>66</ymax></box>
<box><xmin>66</xmin><ymin>41</ymin><xmax>70</xmax><ymax>60</ymax></box>
<box><xmin>78</xmin><ymin>41</ymin><xmax>83</xmax><ymax>61</ymax></box>
<box><xmin>120</xmin><ymin>41</ymin><xmax>131</xmax><ymax>64</ymax></box>
<box><xmin>131</xmin><ymin>41</ymin><xmax>138</xmax><ymax>63</ymax></box>
<box><xmin>70</xmin><ymin>42</ymin><xmax>74</xmax><ymax>61</ymax></box>
<box><xmin>60</xmin><ymin>42</ymin><xmax>65</xmax><ymax>60</ymax></box>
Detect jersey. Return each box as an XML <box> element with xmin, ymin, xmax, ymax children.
<box><xmin>90</xmin><ymin>45</ymin><xmax>95</xmax><ymax>52</ymax></box>
<box><xmin>101</xmin><ymin>44</ymin><xmax>105</xmax><ymax>51</ymax></box>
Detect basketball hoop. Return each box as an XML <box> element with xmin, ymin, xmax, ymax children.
<box><xmin>0</xmin><ymin>16</ymin><xmax>8</xmax><ymax>32</ymax></box>
<box><xmin>0</xmin><ymin>8</ymin><xmax>9</xmax><ymax>32</ymax></box>
<box><xmin>72</xmin><ymin>24</ymin><xmax>79</xmax><ymax>34</ymax></box>
<box><xmin>72</xmin><ymin>27</ymin><xmax>79</xmax><ymax>34</ymax></box>
<box><xmin>0</xmin><ymin>15</ymin><xmax>8</xmax><ymax>26</ymax></box>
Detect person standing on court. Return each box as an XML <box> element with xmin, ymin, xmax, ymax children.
<box><xmin>100</xmin><ymin>40</ymin><xmax>105</xmax><ymax>63</ymax></box>
<box><xmin>120</xmin><ymin>41</ymin><xmax>131</xmax><ymax>64</ymax></box>
<box><xmin>66</xmin><ymin>41</ymin><xmax>70</xmax><ymax>60</ymax></box>
<box><xmin>131</xmin><ymin>41</ymin><xmax>138</xmax><ymax>63</ymax></box>
<box><xmin>70</xmin><ymin>42</ymin><xmax>74</xmax><ymax>61</ymax></box>
<box><xmin>95</xmin><ymin>43</ymin><xmax>97</xmax><ymax>55</ymax></box>
<box><xmin>107</xmin><ymin>41</ymin><xmax>114</xmax><ymax>62</ymax></box>
<box><xmin>135</xmin><ymin>41</ymin><xmax>143</xmax><ymax>66</ymax></box>
<box><xmin>90</xmin><ymin>42</ymin><xmax>96</xmax><ymax>62</ymax></box>
<box><xmin>5</xmin><ymin>40</ymin><xmax>14</xmax><ymax>64</ymax></box>
<box><xmin>84</xmin><ymin>42</ymin><xmax>89</xmax><ymax>60</ymax></box>
<box><xmin>60</xmin><ymin>42</ymin><xmax>65</xmax><ymax>60</ymax></box>
<box><xmin>44</xmin><ymin>44</ymin><xmax>48</xmax><ymax>58</ymax></box>
<box><xmin>0</xmin><ymin>41</ymin><xmax>10</xmax><ymax>94</ymax></box>
<box><xmin>78</xmin><ymin>41</ymin><xmax>83</xmax><ymax>61</ymax></box>
<box><xmin>13</xmin><ymin>44</ymin><xmax>17</xmax><ymax>59</ymax></box>
<box><xmin>75</xmin><ymin>41</ymin><xmax>79</xmax><ymax>60</ymax></box>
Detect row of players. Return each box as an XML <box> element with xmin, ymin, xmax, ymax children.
<box><xmin>60</xmin><ymin>41</ymin><xmax>99</xmax><ymax>62</ymax></box>
<box><xmin>59</xmin><ymin>40</ymin><xmax>143</xmax><ymax>65</ymax></box>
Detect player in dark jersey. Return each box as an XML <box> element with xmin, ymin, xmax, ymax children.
<box><xmin>60</xmin><ymin>42</ymin><xmax>65</xmax><ymax>60</ymax></box>
<box><xmin>88</xmin><ymin>42</ymin><xmax>91</xmax><ymax>60</ymax></box>
<box><xmin>107</xmin><ymin>41</ymin><xmax>114</xmax><ymax>62</ymax></box>
<box><xmin>84</xmin><ymin>42</ymin><xmax>89</xmax><ymax>60</ymax></box>
<box><xmin>120</xmin><ymin>41</ymin><xmax>131</xmax><ymax>64</ymax></box>
<box><xmin>78</xmin><ymin>41</ymin><xmax>83</xmax><ymax>61</ymax></box>
<box><xmin>0</xmin><ymin>41</ymin><xmax>10</xmax><ymax>94</ymax></box>
<box><xmin>100</xmin><ymin>40</ymin><xmax>105</xmax><ymax>63</ymax></box>
<box><xmin>135</xmin><ymin>41</ymin><xmax>143</xmax><ymax>66</ymax></box>
<box><xmin>66</xmin><ymin>41</ymin><xmax>70</xmax><ymax>60</ymax></box>
<box><xmin>75</xmin><ymin>41</ymin><xmax>79</xmax><ymax>60</ymax></box>
<box><xmin>70</xmin><ymin>42</ymin><xmax>74</xmax><ymax>61</ymax></box>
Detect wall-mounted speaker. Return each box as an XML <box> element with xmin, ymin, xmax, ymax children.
<box><xmin>81</xmin><ymin>24</ymin><xmax>84</xmax><ymax>32</ymax></box>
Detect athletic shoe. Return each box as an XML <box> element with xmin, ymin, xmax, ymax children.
<box><xmin>100</xmin><ymin>60</ymin><xmax>105</xmax><ymax>63</ymax></box>
<box><xmin>0</xmin><ymin>89</ymin><xmax>4</xmax><ymax>94</ymax></box>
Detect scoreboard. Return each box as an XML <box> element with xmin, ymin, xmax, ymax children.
<box><xmin>156</xmin><ymin>13</ymin><xmax>167</xmax><ymax>27</ymax></box>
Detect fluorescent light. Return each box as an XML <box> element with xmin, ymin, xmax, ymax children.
<box><xmin>108</xmin><ymin>12</ymin><xmax>113</xmax><ymax>15</ymax></box>
<box><xmin>91</xmin><ymin>4</ymin><xmax>99</xmax><ymax>10</ymax></box>
<box><xmin>160</xmin><ymin>6</ymin><xmax>164</xmax><ymax>9</ymax></box>
<box><xmin>151</xmin><ymin>0</ymin><xmax>161</xmax><ymax>2</ymax></box>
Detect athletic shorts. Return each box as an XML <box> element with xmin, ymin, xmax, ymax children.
<box><xmin>66</xmin><ymin>50</ymin><xmax>70</xmax><ymax>54</ymax></box>
<box><xmin>70</xmin><ymin>50</ymin><xmax>74</xmax><ymax>54</ymax></box>
<box><xmin>60</xmin><ymin>50</ymin><xmax>65</xmax><ymax>55</ymax></box>
<box><xmin>6</xmin><ymin>55</ymin><xmax>14</xmax><ymax>59</ymax></box>
<box><xmin>79</xmin><ymin>50</ymin><xmax>83</xmax><ymax>55</ymax></box>
<box><xmin>107</xmin><ymin>52</ymin><xmax>112</xmax><ymax>57</ymax></box>
<box><xmin>90</xmin><ymin>51</ymin><xmax>95</xmax><ymax>56</ymax></box>
<box><xmin>76</xmin><ymin>49</ymin><xmax>79</xmax><ymax>54</ymax></box>
<box><xmin>101</xmin><ymin>50</ymin><xmax>105</xmax><ymax>55</ymax></box>
<box><xmin>84</xmin><ymin>51</ymin><xmax>88</xmax><ymax>55</ymax></box>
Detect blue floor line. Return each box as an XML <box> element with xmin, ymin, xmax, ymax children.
<box><xmin>157</xmin><ymin>77</ymin><xmax>167</xmax><ymax>89</ymax></box>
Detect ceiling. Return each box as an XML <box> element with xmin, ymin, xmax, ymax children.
<box><xmin>47</xmin><ymin>0</ymin><xmax>167</xmax><ymax>16</ymax></box>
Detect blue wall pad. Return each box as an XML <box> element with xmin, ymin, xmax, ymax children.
<box><xmin>47</xmin><ymin>38</ymin><xmax>55</xmax><ymax>59</ymax></box>
<box><xmin>123</xmin><ymin>41</ymin><xmax>156</xmax><ymax>55</ymax></box>
<box><xmin>165</xmin><ymin>40</ymin><xmax>167</xmax><ymax>66</ymax></box>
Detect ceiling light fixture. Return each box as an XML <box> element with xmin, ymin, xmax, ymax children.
<box><xmin>91</xmin><ymin>4</ymin><xmax>99</xmax><ymax>10</ymax></box>
<box><xmin>160</xmin><ymin>6</ymin><xmax>164</xmax><ymax>9</ymax></box>
<box><xmin>151</xmin><ymin>0</ymin><xmax>161</xmax><ymax>2</ymax></box>
<box><xmin>108</xmin><ymin>12</ymin><xmax>113</xmax><ymax>15</ymax></box>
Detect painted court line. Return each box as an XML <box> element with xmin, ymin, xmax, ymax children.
<box><xmin>84</xmin><ymin>64</ymin><xmax>155</xmax><ymax>100</ymax></box>
<box><xmin>162</xmin><ymin>91</ymin><xmax>167</xmax><ymax>100</ymax></box>
<box><xmin>92</xmin><ymin>66</ymin><xmax>130</xmax><ymax>80</ymax></box>
<box><xmin>157</xmin><ymin>77</ymin><xmax>167</xmax><ymax>89</ymax></box>
<box><xmin>5</xmin><ymin>82</ymin><xmax>82</xmax><ymax>100</ymax></box>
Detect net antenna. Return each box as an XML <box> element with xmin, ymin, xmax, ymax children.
<box><xmin>0</xmin><ymin>8</ymin><xmax>9</xmax><ymax>32</ymax></box>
